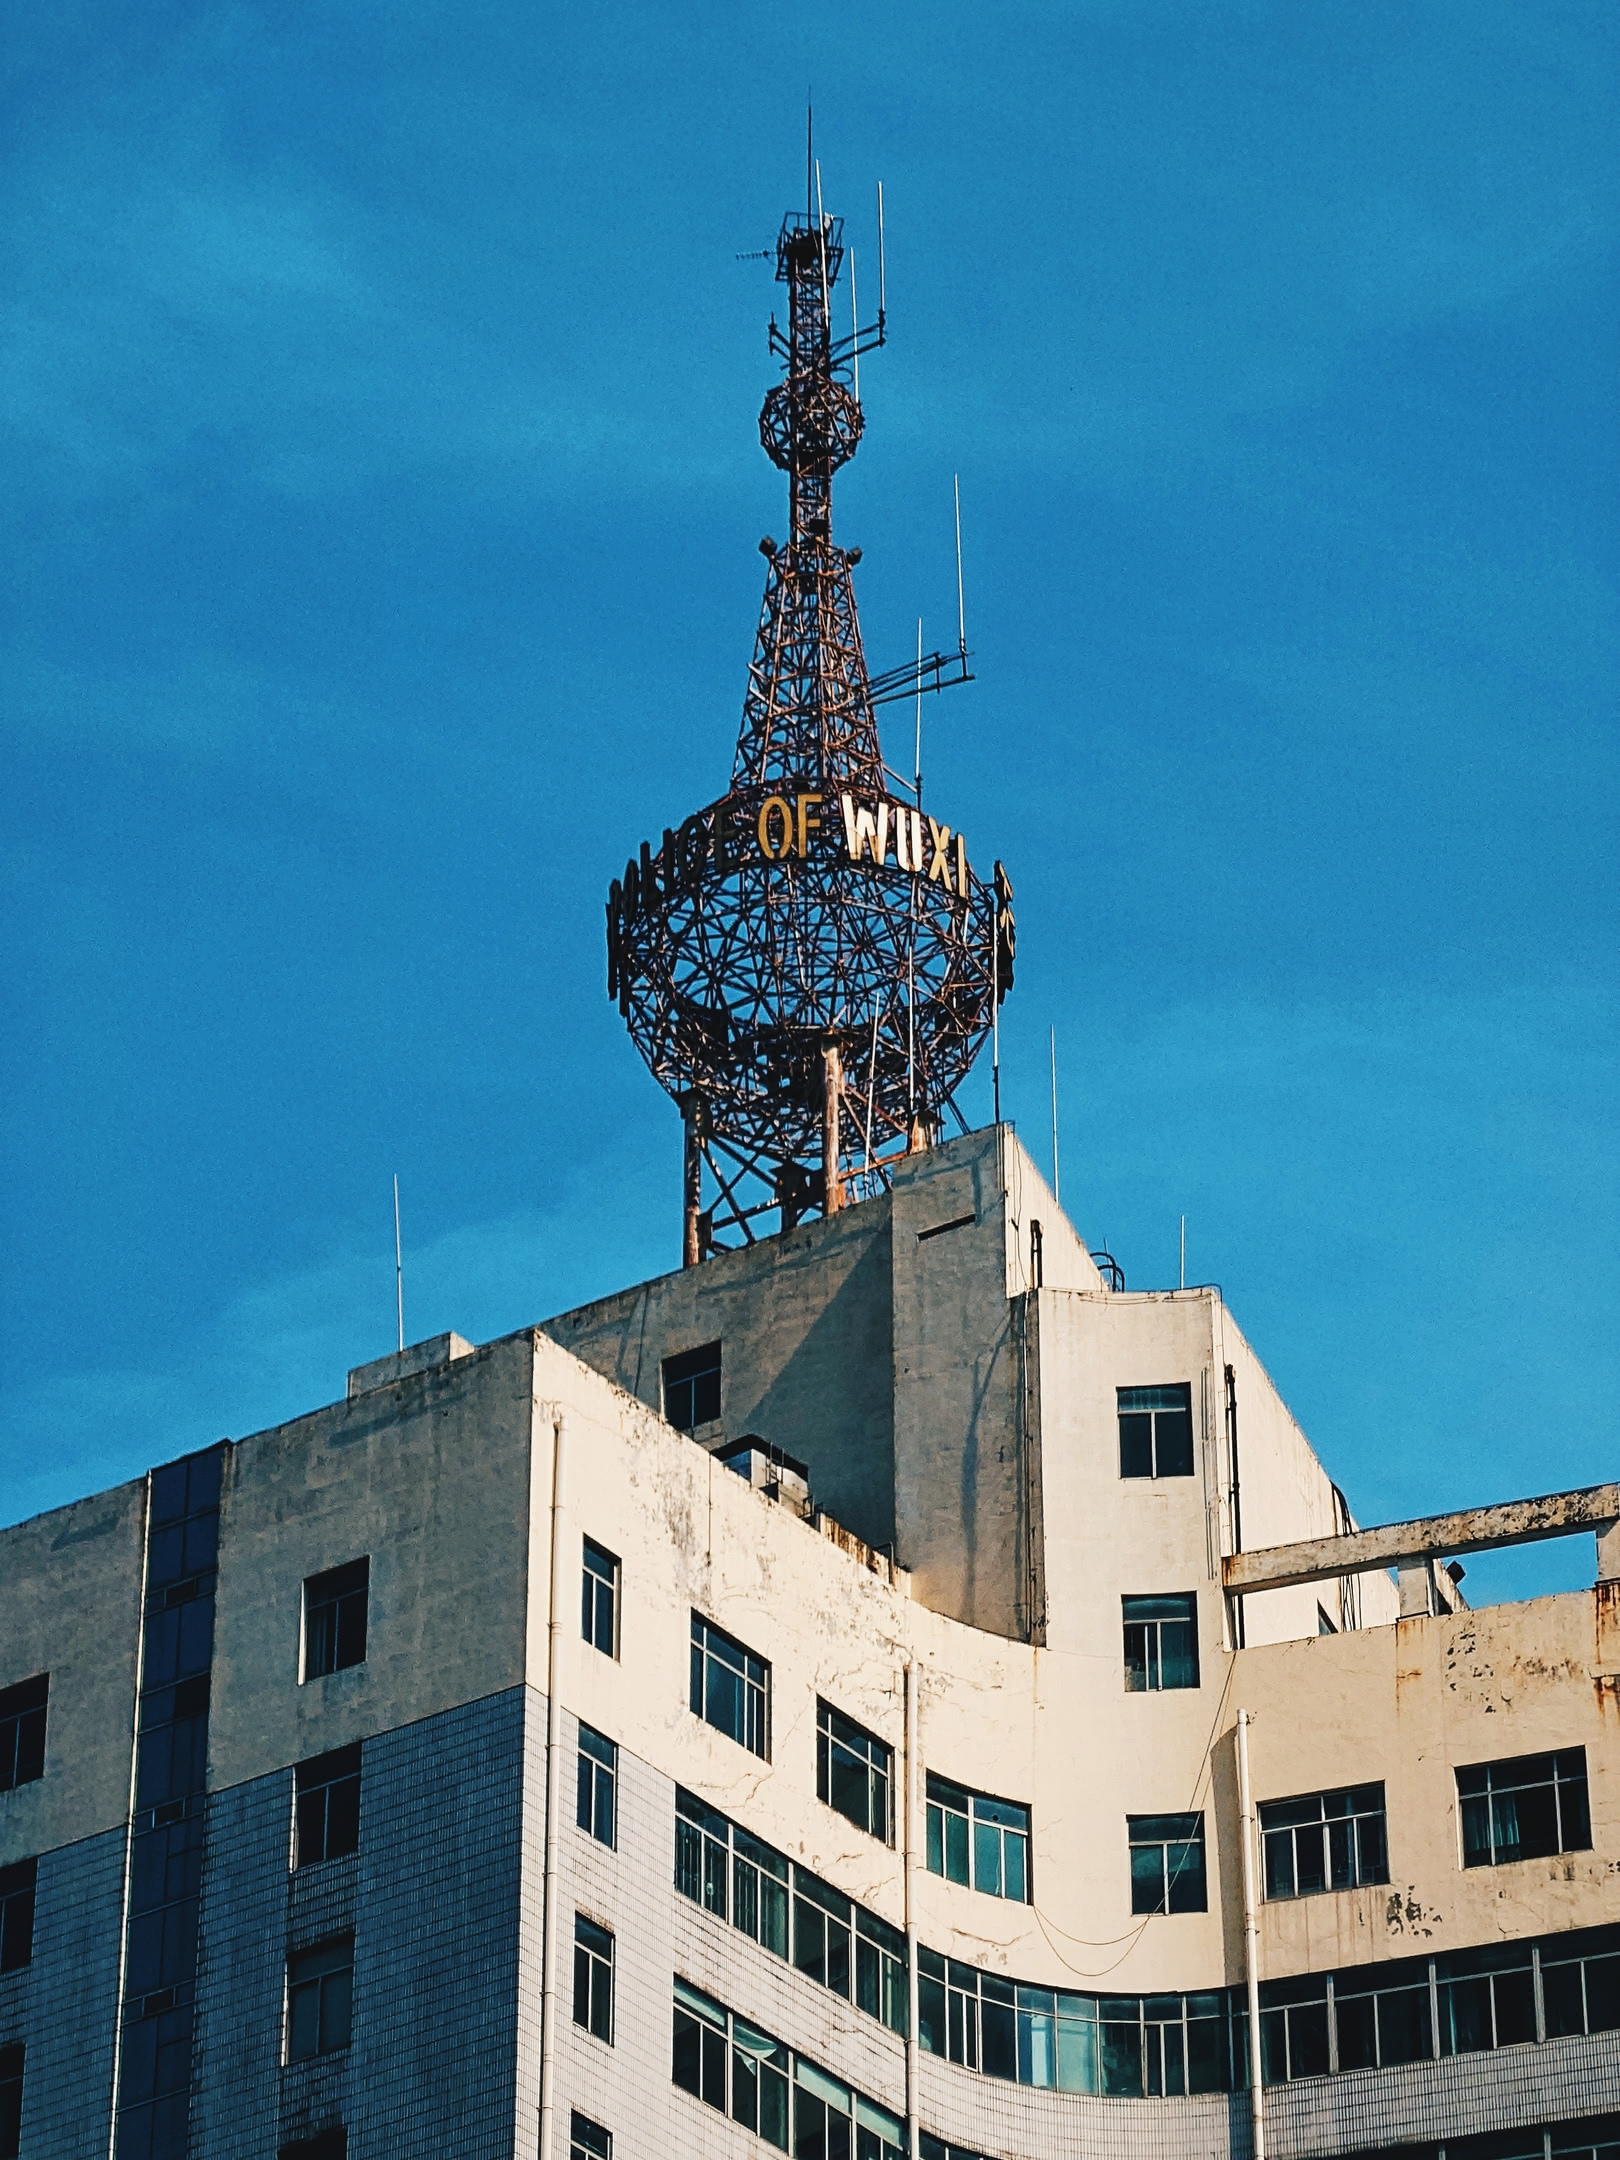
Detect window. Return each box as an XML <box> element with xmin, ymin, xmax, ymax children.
<box><xmin>921</xmin><ymin>2141</ymin><xmax>996</xmax><ymax>2160</ymax></box>
<box><xmin>676</xmin><ymin>1787</ymin><xmax>790</xmax><ymax>1952</ymax></box>
<box><xmin>672</xmin><ymin>1980</ymin><xmax>905</xmax><ymax>2158</ymax></box>
<box><xmin>1261</xmin><ymin>1783</ymin><xmax>1387</xmax><ymax>1899</ymax></box>
<box><xmin>295</xmin><ymin>1746</ymin><xmax>361</xmax><ymax>1867</ymax></box>
<box><xmin>573</xmin><ymin>1915</ymin><xmax>614</xmax><ymax>2043</ymax></box>
<box><xmin>690</xmin><ymin>1614</ymin><xmax>769</xmax><ymax>1757</ymax></box>
<box><xmin>302</xmin><ymin>1560</ymin><xmax>368</xmax><ymax>1681</ymax></box>
<box><xmin>1128</xmin><ymin>1814</ymin><xmax>1207</xmax><ymax>1914</ymax></box>
<box><xmin>1122</xmin><ymin>1595</ymin><xmax>1199</xmax><ymax>1691</ymax></box>
<box><xmin>663</xmin><ymin>1341</ymin><xmax>721</xmax><ymax>1432</ymax></box>
<box><xmin>0</xmin><ymin>1675</ymin><xmax>47</xmax><ymax>1792</ymax></box>
<box><xmin>0</xmin><ymin>2046</ymin><xmax>20</xmax><ymax>2160</ymax></box>
<box><xmin>1258</xmin><ymin>1973</ymin><xmax>1331</xmax><ymax>2083</ymax></box>
<box><xmin>577</xmin><ymin>1724</ymin><xmax>617</xmax><ymax>1848</ymax></box>
<box><xmin>673</xmin><ymin>1790</ymin><xmax>907</xmax><ymax>2036</ymax></box>
<box><xmin>287</xmin><ymin>1935</ymin><xmax>354</xmax><ymax>2060</ymax></box>
<box><xmin>1100</xmin><ymin>1991</ymin><xmax>1230</xmax><ymax>2097</ymax></box>
<box><xmin>1554</xmin><ymin>2117</ymin><xmax>1620</xmax><ymax>2160</ymax></box>
<box><xmin>1438</xmin><ymin>1942</ymin><xmax>1537</xmax><ymax>2055</ymax></box>
<box><xmin>0</xmin><ymin>1859</ymin><xmax>37</xmax><ymax>1974</ymax></box>
<box><xmin>1543</xmin><ymin>1925</ymin><xmax>1620</xmax><ymax>2039</ymax></box>
<box><xmin>582</xmin><ymin>1538</ymin><xmax>619</xmax><ymax>1657</ymax></box>
<box><xmin>817</xmin><ymin>1701</ymin><xmax>893</xmax><ymax>1841</ymax></box>
<box><xmin>1458</xmin><ymin>1749</ymin><xmax>1591</xmax><ymax>1867</ymax></box>
<box><xmin>926</xmin><ymin>1774</ymin><xmax>1030</xmax><ymax>1901</ymax></box>
<box><xmin>278</xmin><ymin>2134</ymin><xmax>347</xmax><ymax>2160</ymax></box>
<box><xmin>1332</xmin><ymin>1954</ymin><xmax>1433</xmax><ymax>2069</ymax></box>
<box><xmin>570</xmin><ymin>2114</ymin><xmax>612</xmax><ymax>2160</ymax></box>
<box><xmin>1118</xmin><ymin>1385</ymin><xmax>1194</xmax><ymax>1478</ymax></box>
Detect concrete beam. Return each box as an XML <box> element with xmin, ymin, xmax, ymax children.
<box><xmin>1224</xmin><ymin>1481</ymin><xmax>1620</xmax><ymax>1597</ymax></box>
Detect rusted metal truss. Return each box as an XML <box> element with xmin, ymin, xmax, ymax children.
<box><xmin>607</xmin><ymin>191</ymin><xmax>1015</xmax><ymax>1261</ymax></box>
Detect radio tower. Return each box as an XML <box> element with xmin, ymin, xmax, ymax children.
<box><xmin>607</xmin><ymin>152</ymin><xmax>1016</xmax><ymax>1263</ymax></box>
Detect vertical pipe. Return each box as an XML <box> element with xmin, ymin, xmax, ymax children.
<box><xmin>903</xmin><ymin>1660</ymin><xmax>920</xmax><ymax>2160</ymax></box>
<box><xmin>537</xmin><ymin>1412</ymin><xmax>570</xmax><ymax>2160</ymax></box>
<box><xmin>1236</xmin><ymin>1709</ymin><xmax>1266</xmax><ymax>2160</ymax></box>
<box><xmin>822</xmin><ymin>1038</ymin><xmax>843</xmax><ymax>1213</ymax></box>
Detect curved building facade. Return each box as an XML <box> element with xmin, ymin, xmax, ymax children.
<box><xmin>0</xmin><ymin>1126</ymin><xmax>1615</xmax><ymax>2160</ymax></box>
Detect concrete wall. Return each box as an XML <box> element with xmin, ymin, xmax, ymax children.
<box><xmin>0</xmin><ymin>1480</ymin><xmax>145</xmax><ymax>1869</ymax></box>
<box><xmin>208</xmin><ymin>1333</ymin><xmax>538</xmax><ymax>1792</ymax></box>
<box><xmin>544</xmin><ymin>1191</ymin><xmax>898</xmax><ymax>1552</ymax></box>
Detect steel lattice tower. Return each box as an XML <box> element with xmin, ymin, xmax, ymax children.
<box><xmin>606</xmin><ymin>175</ymin><xmax>1016</xmax><ymax>1263</ymax></box>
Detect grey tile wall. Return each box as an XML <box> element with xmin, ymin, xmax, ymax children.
<box><xmin>2</xmin><ymin>1827</ymin><xmax>127</xmax><ymax>2159</ymax></box>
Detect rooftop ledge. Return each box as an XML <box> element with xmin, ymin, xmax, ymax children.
<box><xmin>1225</xmin><ymin>1481</ymin><xmax>1620</xmax><ymax>1618</ymax></box>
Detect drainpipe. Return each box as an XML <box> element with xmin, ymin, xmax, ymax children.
<box><xmin>903</xmin><ymin>1659</ymin><xmax>920</xmax><ymax>2160</ymax></box>
<box><xmin>538</xmin><ymin>1412</ymin><xmax>570</xmax><ymax>2160</ymax></box>
<box><xmin>1236</xmin><ymin>1708</ymin><xmax>1265</xmax><ymax>2160</ymax></box>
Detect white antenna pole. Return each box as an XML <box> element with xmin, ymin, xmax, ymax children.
<box><xmin>914</xmin><ymin>617</ymin><xmax>924</xmax><ymax>805</ymax></box>
<box><xmin>850</xmin><ymin>249</ymin><xmax>859</xmax><ymax>400</ymax></box>
<box><xmin>1049</xmin><ymin>1029</ymin><xmax>1061</xmax><ymax>1207</ymax></box>
<box><xmin>953</xmin><ymin>473</ymin><xmax>967</xmax><ymax>655</ymax></box>
<box><xmin>1180</xmin><ymin>1214</ymin><xmax>1187</xmax><ymax>1290</ymax></box>
<box><xmin>991</xmin><ymin>906</ymin><xmax>1001</xmax><ymax>1126</ymax></box>
<box><xmin>393</xmin><ymin>1174</ymin><xmax>404</xmax><ymax>1352</ymax></box>
<box><xmin>877</xmin><ymin>182</ymin><xmax>886</xmax><ymax>325</ymax></box>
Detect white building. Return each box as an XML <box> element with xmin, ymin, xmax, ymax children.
<box><xmin>1</xmin><ymin>1126</ymin><xmax>1616</xmax><ymax>2160</ymax></box>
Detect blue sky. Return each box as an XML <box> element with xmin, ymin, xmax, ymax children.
<box><xmin>3</xmin><ymin>1</ymin><xmax>1615</xmax><ymax>1601</ymax></box>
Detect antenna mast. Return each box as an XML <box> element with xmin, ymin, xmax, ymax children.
<box><xmin>606</xmin><ymin>150</ymin><xmax>1014</xmax><ymax>1260</ymax></box>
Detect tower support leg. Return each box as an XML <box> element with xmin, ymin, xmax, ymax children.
<box><xmin>822</xmin><ymin>1036</ymin><xmax>843</xmax><ymax>1214</ymax></box>
<box><xmin>681</xmin><ymin>1094</ymin><xmax>705</xmax><ymax>1267</ymax></box>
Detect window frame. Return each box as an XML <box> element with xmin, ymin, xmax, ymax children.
<box><xmin>286</xmin><ymin>1933</ymin><xmax>355</xmax><ymax>2062</ymax></box>
<box><xmin>671</xmin><ymin>1978</ymin><xmax>905</xmax><ymax>2157</ymax></box>
<box><xmin>0</xmin><ymin>1859</ymin><xmax>36</xmax><ymax>1975</ymax></box>
<box><xmin>0</xmin><ymin>2044</ymin><xmax>22</xmax><ymax>2160</ymax></box>
<box><xmin>689</xmin><ymin>1612</ymin><xmax>770</xmax><ymax>1759</ymax></box>
<box><xmin>1127</xmin><ymin>1813</ymin><xmax>1208</xmax><ymax>1915</ymax></box>
<box><xmin>569</xmin><ymin>2112</ymin><xmax>612</xmax><ymax>2160</ymax></box>
<box><xmin>816</xmin><ymin>1699</ymin><xmax>894</xmax><ymax>1843</ymax></box>
<box><xmin>1260</xmin><ymin>1782</ymin><xmax>1388</xmax><ymax>1900</ymax></box>
<box><xmin>573</xmin><ymin>1914</ymin><xmax>615</xmax><ymax>2045</ymax></box>
<box><xmin>582</xmin><ymin>1537</ymin><xmax>620</xmax><ymax>1659</ymax></box>
<box><xmin>0</xmin><ymin>1674</ymin><xmax>48</xmax><ymax>1793</ymax></box>
<box><xmin>577</xmin><ymin>1723</ymin><xmax>617</xmax><ymax>1849</ymax></box>
<box><xmin>662</xmin><ymin>1341</ymin><xmax>722</xmax><ymax>1433</ymax></box>
<box><xmin>925</xmin><ymin>1772</ymin><xmax>1031</xmax><ymax>1902</ymax></box>
<box><xmin>300</xmin><ymin>1560</ymin><xmax>369</xmax><ymax>1683</ymax></box>
<box><xmin>1117</xmin><ymin>1385</ymin><xmax>1195</xmax><ymax>1480</ymax></box>
<box><xmin>1121</xmin><ymin>1594</ymin><xmax>1200</xmax><ymax>1692</ymax></box>
<box><xmin>294</xmin><ymin>1745</ymin><xmax>362</xmax><ymax>1869</ymax></box>
<box><xmin>1457</xmin><ymin>1748</ymin><xmax>1591</xmax><ymax>1868</ymax></box>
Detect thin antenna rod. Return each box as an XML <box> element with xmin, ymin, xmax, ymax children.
<box><xmin>814</xmin><ymin>159</ymin><xmax>832</xmax><ymax>328</ymax></box>
<box><xmin>953</xmin><ymin>473</ymin><xmax>967</xmax><ymax>655</ymax></box>
<box><xmin>392</xmin><ymin>1174</ymin><xmax>404</xmax><ymax>1353</ymax></box>
<box><xmin>914</xmin><ymin>617</ymin><xmax>924</xmax><ymax>805</ymax></box>
<box><xmin>850</xmin><ymin>249</ymin><xmax>859</xmax><ymax>400</ymax></box>
<box><xmin>806</xmin><ymin>100</ymin><xmax>813</xmax><ymax>226</ymax></box>
<box><xmin>1050</xmin><ymin>1028</ymin><xmax>1061</xmax><ymax>1207</ymax></box>
<box><xmin>1180</xmin><ymin>1215</ymin><xmax>1186</xmax><ymax>1291</ymax></box>
<box><xmin>877</xmin><ymin>182</ymin><xmax>886</xmax><ymax>326</ymax></box>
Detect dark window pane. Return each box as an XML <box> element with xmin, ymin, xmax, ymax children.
<box><xmin>1119</xmin><ymin>1414</ymin><xmax>1153</xmax><ymax>1479</ymax></box>
<box><xmin>1130</xmin><ymin>1846</ymin><xmax>1165</xmax><ymax>1915</ymax></box>
<box><xmin>1494</xmin><ymin>1968</ymin><xmax>1536</xmax><ymax>2046</ymax></box>
<box><xmin>1378</xmin><ymin>1986</ymin><xmax>1432</xmax><ymax>2066</ymax></box>
<box><xmin>1155</xmin><ymin>1408</ymin><xmax>1194</xmax><ymax>1476</ymax></box>
<box><xmin>1542</xmin><ymin>1960</ymin><xmax>1586</xmax><ymax>2038</ymax></box>
<box><xmin>1334</xmin><ymin>1993</ymin><xmax>1376</xmax><ymax>2071</ymax></box>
